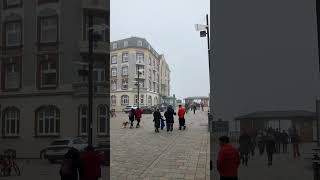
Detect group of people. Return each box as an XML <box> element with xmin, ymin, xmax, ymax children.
<box><xmin>60</xmin><ymin>146</ymin><xmax>103</xmax><ymax>180</ymax></box>
<box><xmin>185</xmin><ymin>102</ymin><xmax>203</xmax><ymax>114</ymax></box>
<box><xmin>153</xmin><ymin>104</ymin><xmax>187</xmax><ymax>132</ymax></box>
<box><xmin>128</xmin><ymin>108</ymin><xmax>143</xmax><ymax>128</ymax></box>
<box><xmin>216</xmin><ymin>127</ymin><xmax>301</xmax><ymax>180</ymax></box>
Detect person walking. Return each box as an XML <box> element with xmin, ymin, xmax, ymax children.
<box><xmin>250</xmin><ymin>132</ymin><xmax>257</xmax><ymax>157</ymax></box>
<box><xmin>193</xmin><ymin>104</ymin><xmax>197</xmax><ymax>114</ymax></box>
<box><xmin>128</xmin><ymin>108</ymin><xmax>135</xmax><ymax>129</ymax></box>
<box><xmin>160</xmin><ymin>115</ymin><xmax>165</xmax><ymax>130</ymax></box>
<box><xmin>291</xmin><ymin>128</ymin><xmax>300</xmax><ymax>158</ymax></box>
<box><xmin>153</xmin><ymin>108</ymin><xmax>161</xmax><ymax>132</ymax></box>
<box><xmin>265</xmin><ymin>131</ymin><xmax>276</xmax><ymax>167</ymax></box>
<box><xmin>134</xmin><ymin>108</ymin><xmax>143</xmax><ymax>128</ymax></box>
<box><xmin>238</xmin><ymin>131</ymin><xmax>251</xmax><ymax>166</ymax></box>
<box><xmin>79</xmin><ymin>146</ymin><xmax>102</xmax><ymax>180</ymax></box>
<box><xmin>274</xmin><ymin>129</ymin><xmax>281</xmax><ymax>154</ymax></box>
<box><xmin>280</xmin><ymin>130</ymin><xmax>289</xmax><ymax>153</ymax></box>
<box><xmin>60</xmin><ymin>147</ymin><xmax>80</xmax><ymax>180</ymax></box>
<box><xmin>164</xmin><ymin>105</ymin><xmax>176</xmax><ymax>132</ymax></box>
<box><xmin>257</xmin><ymin>131</ymin><xmax>265</xmax><ymax>155</ymax></box>
<box><xmin>217</xmin><ymin>136</ymin><xmax>240</xmax><ymax>180</ymax></box>
<box><xmin>177</xmin><ymin>104</ymin><xmax>186</xmax><ymax>130</ymax></box>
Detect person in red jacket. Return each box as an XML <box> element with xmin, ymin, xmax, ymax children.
<box><xmin>80</xmin><ymin>146</ymin><xmax>102</xmax><ymax>180</ymax></box>
<box><xmin>177</xmin><ymin>105</ymin><xmax>186</xmax><ymax>130</ymax></box>
<box><xmin>217</xmin><ymin>136</ymin><xmax>240</xmax><ymax>180</ymax></box>
<box><xmin>134</xmin><ymin>108</ymin><xmax>143</xmax><ymax>128</ymax></box>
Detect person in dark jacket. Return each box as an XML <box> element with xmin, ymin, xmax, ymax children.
<box><xmin>238</xmin><ymin>131</ymin><xmax>251</xmax><ymax>166</ymax></box>
<box><xmin>80</xmin><ymin>146</ymin><xmax>102</xmax><ymax>180</ymax></box>
<box><xmin>164</xmin><ymin>105</ymin><xmax>176</xmax><ymax>132</ymax></box>
<box><xmin>153</xmin><ymin>108</ymin><xmax>161</xmax><ymax>132</ymax></box>
<box><xmin>60</xmin><ymin>147</ymin><xmax>80</xmax><ymax>180</ymax></box>
<box><xmin>128</xmin><ymin>108</ymin><xmax>135</xmax><ymax>129</ymax></box>
<box><xmin>257</xmin><ymin>131</ymin><xmax>265</xmax><ymax>155</ymax></box>
<box><xmin>280</xmin><ymin>130</ymin><xmax>289</xmax><ymax>153</ymax></box>
<box><xmin>274</xmin><ymin>129</ymin><xmax>281</xmax><ymax>154</ymax></box>
<box><xmin>265</xmin><ymin>131</ymin><xmax>276</xmax><ymax>166</ymax></box>
<box><xmin>291</xmin><ymin>128</ymin><xmax>300</xmax><ymax>158</ymax></box>
<box><xmin>217</xmin><ymin>136</ymin><xmax>240</xmax><ymax>180</ymax></box>
<box><xmin>134</xmin><ymin>108</ymin><xmax>143</xmax><ymax>128</ymax></box>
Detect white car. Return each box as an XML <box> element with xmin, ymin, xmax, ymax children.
<box><xmin>123</xmin><ymin>105</ymin><xmax>138</xmax><ymax>113</ymax></box>
<box><xmin>44</xmin><ymin>137</ymin><xmax>88</xmax><ymax>163</ymax></box>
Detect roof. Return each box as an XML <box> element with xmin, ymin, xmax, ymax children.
<box><xmin>110</xmin><ymin>37</ymin><xmax>160</xmax><ymax>58</ymax></box>
<box><xmin>235</xmin><ymin>110</ymin><xmax>317</xmax><ymax>121</ymax></box>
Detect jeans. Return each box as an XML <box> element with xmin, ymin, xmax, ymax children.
<box><xmin>240</xmin><ymin>152</ymin><xmax>248</xmax><ymax>166</ymax></box>
<box><xmin>167</xmin><ymin>123</ymin><xmax>173</xmax><ymax>131</ymax></box>
<box><xmin>178</xmin><ymin>118</ymin><xmax>185</xmax><ymax>129</ymax></box>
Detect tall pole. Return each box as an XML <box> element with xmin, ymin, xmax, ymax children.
<box><xmin>137</xmin><ymin>66</ymin><xmax>140</xmax><ymax>108</ymax></box>
<box><xmin>88</xmin><ymin>13</ymin><xmax>93</xmax><ymax>146</ymax></box>
<box><xmin>206</xmin><ymin>14</ymin><xmax>211</xmax><ymax>69</ymax></box>
<box><xmin>316</xmin><ymin>0</ymin><xmax>320</xmax><ymax>147</ymax></box>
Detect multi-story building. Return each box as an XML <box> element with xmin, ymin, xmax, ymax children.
<box><xmin>0</xmin><ymin>0</ymin><xmax>109</xmax><ymax>158</ymax></box>
<box><xmin>110</xmin><ymin>37</ymin><xmax>170</xmax><ymax>111</ymax></box>
<box><xmin>159</xmin><ymin>55</ymin><xmax>170</xmax><ymax>100</ymax></box>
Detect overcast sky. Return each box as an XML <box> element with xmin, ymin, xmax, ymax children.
<box><xmin>111</xmin><ymin>0</ymin><xmax>210</xmax><ymax>100</ymax></box>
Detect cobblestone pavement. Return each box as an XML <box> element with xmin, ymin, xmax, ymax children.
<box><xmin>110</xmin><ymin>110</ymin><xmax>210</xmax><ymax>180</ymax></box>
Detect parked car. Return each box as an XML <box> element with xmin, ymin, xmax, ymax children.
<box><xmin>141</xmin><ymin>106</ymin><xmax>155</xmax><ymax>114</ymax></box>
<box><xmin>123</xmin><ymin>105</ymin><xmax>138</xmax><ymax>113</ymax></box>
<box><xmin>44</xmin><ymin>137</ymin><xmax>88</xmax><ymax>163</ymax></box>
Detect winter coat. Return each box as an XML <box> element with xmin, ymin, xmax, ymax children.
<box><xmin>265</xmin><ymin>135</ymin><xmax>276</xmax><ymax>153</ymax></box>
<box><xmin>164</xmin><ymin>108</ymin><xmax>176</xmax><ymax>123</ymax></box>
<box><xmin>129</xmin><ymin>109</ymin><xmax>135</xmax><ymax>121</ymax></box>
<box><xmin>153</xmin><ymin>111</ymin><xmax>161</xmax><ymax>128</ymax></box>
<box><xmin>134</xmin><ymin>109</ymin><xmax>143</xmax><ymax>119</ymax></box>
<box><xmin>177</xmin><ymin>107</ymin><xmax>186</xmax><ymax>119</ymax></box>
<box><xmin>239</xmin><ymin>133</ymin><xmax>251</xmax><ymax>154</ymax></box>
<box><xmin>217</xmin><ymin>144</ymin><xmax>240</xmax><ymax>177</ymax></box>
<box><xmin>80</xmin><ymin>151</ymin><xmax>102</xmax><ymax>179</ymax></box>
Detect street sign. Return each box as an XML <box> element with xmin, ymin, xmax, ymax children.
<box><xmin>200</xmin><ymin>31</ymin><xmax>207</xmax><ymax>37</ymax></box>
<box><xmin>195</xmin><ymin>24</ymin><xmax>208</xmax><ymax>31</ymax></box>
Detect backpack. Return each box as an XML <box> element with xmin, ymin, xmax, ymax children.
<box><xmin>60</xmin><ymin>159</ymin><xmax>74</xmax><ymax>176</ymax></box>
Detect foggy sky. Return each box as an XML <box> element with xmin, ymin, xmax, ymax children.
<box><xmin>111</xmin><ymin>0</ymin><xmax>210</xmax><ymax>100</ymax></box>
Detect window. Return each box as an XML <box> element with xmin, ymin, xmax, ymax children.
<box><xmin>111</xmin><ymin>55</ymin><xmax>117</xmax><ymax>64</ymax></box>
<box><xmin>154</xmin><ymin>97</ymin><xmax>158</xmax><ymax>105</ymax></box>
<box><xmin>136</xmin><ymin>53</ymin><xmax>144</xmax><ymax>63</ymax></box>
<box><xmin>153</xmin><ymin>82</ymin><xmax>156</xmax><ymax>92</ymax></box>
<box><xmin>149</xmin><ymin>80</ymin><xmax>152</xmax><ymax>91</ymax></box>
<box><xmin>83</xmin><ymin>14</ymin><xmax>108</xmax><ymax>42</ymax></box>
<box><xmin>124</xmin><ymin>41</ymin><xmax>128</xmax><ymax>47</ymax></box>
<box><xmin>111</xmin><ymin>95</ymin><xmax>116</xmax><ymax>106</ymax></box>
<box><xmin>137</xmin><ymin>40</ymin><xmax>142</xmax><ymax>46</ymax></box>
<box><xmin>122</xmin><ymin>53</ymin><xmax>128</xmax><ymax>62</ymax></box>
<box><xmin>3</xmin><ymin>59</ymin><xmax>20</xmax><ymax>90</ymax></box>
<box><xmin>140</xmin><ymin>95</ymin><xmax>144</xmax><ymax>104</ymax></box>
<box><xmin>122</xmin><ymin>66</ymin><xmax>128</xmax><ymax>76</ymax></box>
<box><xmin>40</xmin><ymin>16</ymin><xmax>58</xmax><ymax>43</ymax></box>
<box><xmin>136</xmin><ymin>65</ymin><xmax>144</xmax><ymax>76</ymax></box>
<box><xmin>36</xmin><ymin>106</ymin><xmax>60</xmax><ymax>136</ymax></box>
<box><xmin>111</xmin><ymin>68</ymin><xmax>117</xmax><ymax>77</ymax></box>
<box><xmin>149</xmin><ymin>57</ymin><xmax>152</xmax><ymax>65</ymax></box>
<box><xmin>79</xmin><ymin>105</ymin><xmax>88</xmax><ymax>135</ymax></box>
<box><xmin>39</xmin><ymin>60</ymin><xmax>57</xmax><ymax>88</ymax></box>
<box><xmin>97</xmin><ymin>105</ymin><xmax>108</xmax><ymax>135</ymax></box>
<box><xmin>148</xmin><ymin>96</ymin><xmax>152</xmax><ymax>106</ymax></box>
<box><xmin>113</xmin><ymin>43</ymin><xmax>117</xmax><ymax>49</ymax></box>
<box><xmin>122</xmin><ymin>78</ymin><xmax>128</xmax><ymax>90</ymax></box>
<box><xmin>121</xmin><ymin>95</ymin><xmax>129</xmax><ymax>105</ymax></box>
<box><xmin>3</xmin><ymin>107</ymin><xmax>19</xmax><ymax>137</ymax></box>
<box><xmin>5</xmin><ymin>21</ymin><xmax>22</xmax><ymax>47</ymax></box>
<box><xmin>111</xmin><ymin>79</ymin><xmax>117</xmax><ymax>91</ymax></box>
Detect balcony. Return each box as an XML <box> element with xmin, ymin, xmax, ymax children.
<box><xmin>73</xmin><ymin>81</ymin><xmax>109</xmax><ymax>96</ymax></box>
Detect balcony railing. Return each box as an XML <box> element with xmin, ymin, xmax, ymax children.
<box><xmin>73</xmin><ymin>81</ymin><xmax>109</xmax><ymax>96</ymax></box>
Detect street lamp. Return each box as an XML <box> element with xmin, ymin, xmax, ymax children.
<box><xmin>135</xmin><ymin>68</ymin><xmax>144</xmax><ymax>108</ymax></box>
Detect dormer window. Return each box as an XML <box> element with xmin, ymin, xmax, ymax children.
<box><xmin>137</xmin><ymin>40</ymin><xmax>142</xmax><ymax>47</ymax></box>
<box><xmin>124</xmin><ymin>41</ymin><xmax>128</xmax><ymax>47</ymax></box>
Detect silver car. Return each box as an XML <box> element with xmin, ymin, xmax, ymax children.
<box><xmin>44</xmin><ymin>137</ymin><xmax>88</xmax><ymax>163</ymax></box>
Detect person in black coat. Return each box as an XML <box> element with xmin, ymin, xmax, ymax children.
<box><xmin>60</xmin><ymin>147</ymin><xmax>80</xmax><ymax>180</ymax></box>
<box><xmin>239</xmin><ymin>131</ymin><xmax>251</xmax><ymax>166</ymax></box>
<box><xmin>128</xmin><ymin>108</ymin><xmax>135</xmax><ymax>128</ymax></box>
<box><xmin>164</xmin><ymin>105</ymin><xmax>176</xmax><ymax>132</ymax></box>
<box><xmin>280</xmin><ymin>130</ymin><xmax>289</xmax><ymax>153</ymax></box>
<box><xmin>265</xmin><ymin>132</ymin><xmax>276</xmax><ymax>167</ymax></box>
<box><xmin>153</xmin><ymin>109</ymin><xmax>161</xmax><ymax>132</ymax></box>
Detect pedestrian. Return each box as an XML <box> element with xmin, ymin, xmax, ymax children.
<box><xmin>265</xmin><ymin>131</ymin><xmax>276</xmax><ymax>167</ymax></box>
<box><xmin>249</xmin><ymin>130</ymin><xmax>257</xmax><ymax>157</ymax></box>
<box><xmin>153</xmin><ymin>108</ymin><xmax>161</xmax><ymax>132</ymax></box>
<box><xmin>193</xmin><ymin>104</ymin><xmax>197</xmax><ymax>114</ymax></box>
<box><xmin>238</xmin><ymin>130</ymin><xmax>251</xmax><ymax>166</ymax></box>
<box><xmin>291</xmin><ymin>128</ymin><xmax>300</xmax><ymax>158</ymax></box>
<box><xmin>257</xmin><ymin>131</ymin><xmax>265</xmax><ymax>155</ymax></box>
<box><xmin>128</xmin><ymin>108</ymin><xmax>135</xmax><ymax>129</ymax></box>
<box><xmin>134</xmin><ymin>108</ymin><xmax>143</xmax><ymax>128</ymax></box>
<box><xmin>177</xmin><ymin>104</ymin><xmax>186</xmax><ymax>130</ymax></box>
<box><xmin>280</xmin><ymin>130</ymin><xmax>289</xmax><ymax>153</ymax></box>
<box><xmin>60</xmin><ymin>147</ymin><xmax>80</xmax><ymax>180</ymax></box>
<box><xmin>185</xmin><ymin>104</ymin><xmax>189</xmax><ymax>114</ymax></box>
<box><xmin>274</xmin><ymin>129</ymin><xmax>281</xmax><ymax>154</ymax></box>
<box><xmin>80</xmin><ymin>146</ymin><xmax>102</xmax><ymax>180</ymax></box>
<box><xmin>160</xmin><ymin>115</ymin><xmax>165</xmax><ymax>130</ymax></box>
<box><xmin>164</xmin><ymin>105</ymin><xmax>176</xmax><ymax>132</ymax></box>
<box><xmin>217</xmin><ymin>136</ymin><xmax>240</xmax><ymax>180</ymax></box>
